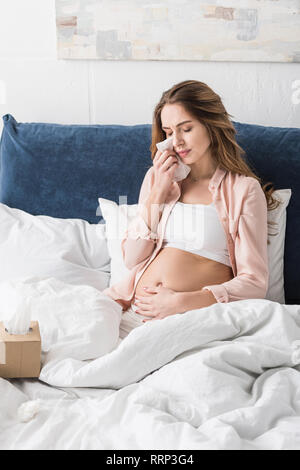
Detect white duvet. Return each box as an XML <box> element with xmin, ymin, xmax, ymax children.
<box><xmin>0</xmin><ymin>277</ymin><xmax>300</xmax><ymax>450</ymax></box>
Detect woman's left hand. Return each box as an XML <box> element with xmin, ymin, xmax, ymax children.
<box><xmin>133</xmin><ymin>283</ymin><xmax>181</xmax><ymax>322</ymax></box>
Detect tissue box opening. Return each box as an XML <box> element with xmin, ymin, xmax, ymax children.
<box><xmin>0</xmin><ymin>321</ymin><xmax>41</xmax><ymax>378</ymax></box>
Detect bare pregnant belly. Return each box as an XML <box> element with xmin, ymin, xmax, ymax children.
<box><xmin>134</xmin><ymin>247</ymin><xmax>234</xmax><ymax>298</ymax></box>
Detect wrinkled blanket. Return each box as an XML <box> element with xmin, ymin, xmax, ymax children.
<box><xmin>0</xmin><ymin>277</ymin><xmax>300</xmax><ymax>450</ymax></box>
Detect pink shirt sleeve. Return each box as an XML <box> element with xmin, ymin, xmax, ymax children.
<box><xmin>202</xmin><ymin>179</ymin><xmax>269</xmax><ymax>303</ymax></box>
<box><xmin>121</xmin><ymin>167</ymin><xmax>158</xmax><ymax>270</ymax></box>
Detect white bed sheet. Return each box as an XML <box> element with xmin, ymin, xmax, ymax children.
<box><xmin>0</xmin><ymin>277</ymin><xmax>300</xmax><ymax>450</ymax></box>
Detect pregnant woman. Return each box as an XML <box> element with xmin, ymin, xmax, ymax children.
<box><xmin>103</xmin><ymin>80</ymin><xmax>279</xmax><ymax>339</ymax></box>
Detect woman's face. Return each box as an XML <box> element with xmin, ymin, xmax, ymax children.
<box><xmin>160</xmin><ymin>103</ymin><xmax>212</xmax><ymax>165</ymax></box>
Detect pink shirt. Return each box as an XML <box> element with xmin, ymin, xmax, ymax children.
<box><xmin>103</xmin><ymin>165</ymin><xmax>269</xmax><ymax>310</ymax></box>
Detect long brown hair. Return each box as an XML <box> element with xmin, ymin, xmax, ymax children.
<box><xmin>151</xmin><ymin>80</ymin><xmax>280</xmax><ymax>244</ymax></box>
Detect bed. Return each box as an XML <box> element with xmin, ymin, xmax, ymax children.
<box><xmin>0</xmin><ymin>114</ymin><xmax>299</xmax><ymax>450</ymax></box>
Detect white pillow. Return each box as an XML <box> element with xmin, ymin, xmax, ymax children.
<box><xmin>98</xmin><ymin>189</ymin><xmax>291</xmax><ymax>304</ymax></box>
<box><xmin>0</xmin><ymin>203</ymin><xmax>111</xmax><ymax>290</ymax></box>
<box><xmin>265</xmin><ymin>189</ymin><xmax>291</xmax><ymax>304</ymax></box>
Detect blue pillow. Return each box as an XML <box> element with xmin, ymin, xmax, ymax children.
<box><xmin>0</xmin><ymin>114</ymin><xmax>299</xmax><ymax>305</ymax></box>
<box><xmin>0</xmin><ymin>114</ymin><xmax>152</xmax><ymax>224</ymax></box>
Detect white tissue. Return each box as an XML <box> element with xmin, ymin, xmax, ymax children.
<box><xmin>18</xmin><ymin>399</ymin><xmax>41</xmax><ymax>422</ymax></box>
<box><xmin>156</xmin><ymin>136</ymin><xmax>190</xmax><ymax>182</ymax></box>
<box><xmin>0</xmin><ymin>280</ymin><xmax>32</xmax><ymax>335</ymax></box>
<box><xmin>156</xmin><ymin>136</ymin><xmax>174</xmax><ymax>152</ymax></box>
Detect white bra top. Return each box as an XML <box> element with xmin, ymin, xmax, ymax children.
<box><xmin>162</xmin><ymin>201</ymin><xmax>231</xmax><ymax>267</ymax></box>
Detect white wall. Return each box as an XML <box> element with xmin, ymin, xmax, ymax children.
<box><xmin>0</xmin><ymin>0</ymin><xmax>299</xmax><ymax>137</ymax></box>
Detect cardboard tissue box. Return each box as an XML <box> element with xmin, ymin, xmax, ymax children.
<box><xmin>0</xmin><ymin>321</ymin><xmax>41</xmax><ymax>378</ymax></box>
<box><xmin>0</xmin><ymin>279</ymin><xmax>42</xmax><ymax>378</ymax></box>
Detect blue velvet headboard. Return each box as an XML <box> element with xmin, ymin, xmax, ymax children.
<box><xmin>0</xmin><ymin>114</ymin><xmax>299</xmax><ymax>305</ymax></box>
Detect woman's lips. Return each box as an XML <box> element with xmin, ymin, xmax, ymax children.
<box><xmin>178</xmin><ymin>150</ymin><xmax>191</xmax><ymax>158</ymax></box>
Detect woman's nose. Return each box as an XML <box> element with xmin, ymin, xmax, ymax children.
<box><xmin>172</xmin><ymin>132</ymin><xmax>184</xmax><ymax>147</ymax></box>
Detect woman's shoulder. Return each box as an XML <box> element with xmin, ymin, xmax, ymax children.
<box><xmin>226</xmin><ymin>171</ymin><xmax>262</xmax><ymax>194</ymax></box>
<box><xmin>224</xmin><ymin>171</ymin><xmax>266</xmax><ymax>213</ymax></box>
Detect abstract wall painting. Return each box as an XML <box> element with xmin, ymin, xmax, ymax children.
<box><xmin>56</xmin><ymin>0</ymin><xmax>300</xmax><ymax>62</ymax></box>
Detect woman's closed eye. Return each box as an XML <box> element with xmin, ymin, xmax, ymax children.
<box><xmin>166</xmin><ymin>128</ymin><xmax>192</xmax><ymax>137</ymax></box>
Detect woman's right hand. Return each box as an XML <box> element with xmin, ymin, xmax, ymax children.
<box><xmin>151</xmin><ymin>149</ymin><xmax>179</xmax><ymax>199</ymax></box>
